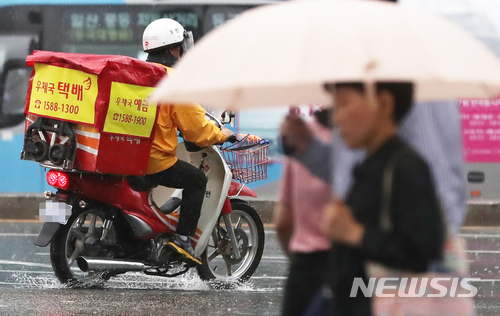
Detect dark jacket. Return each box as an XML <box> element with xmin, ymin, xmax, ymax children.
<box><xmin>330</xmin><ymin>136</ymin><xmax>445</xmax><ymax>315</ymax></box>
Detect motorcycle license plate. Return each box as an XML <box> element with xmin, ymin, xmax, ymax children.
<box><xmin>39</xmin><ymin>200</ymin><xmax>72</xmax><ymax>225</ymax></box>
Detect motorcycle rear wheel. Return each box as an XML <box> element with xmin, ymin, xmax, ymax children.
<box><xmin>50</xmin><ymin>207</ymin><xmax>117</xmax><ymax>287</ymax></box>
<box><xmin>197</xmin><ymin>200</ymin><xmax>265</xmax><ymax>282</ymax></box>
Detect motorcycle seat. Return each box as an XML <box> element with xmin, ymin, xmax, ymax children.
<box><xmin>127</xmin><ymin>175</ymin><xmax>157</xmax><ymax>192</ymax></box>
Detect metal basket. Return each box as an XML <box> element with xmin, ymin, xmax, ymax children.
<box><xmin>219</xmin><ymin>134</ymin><xmax>270</xmax><ymax>184</ymax></box>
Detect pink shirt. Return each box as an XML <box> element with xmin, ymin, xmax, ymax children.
<box><xmin>279</xmin><ymin>120</ymin><xmax>332</xmax><ymax>253</ymax></box>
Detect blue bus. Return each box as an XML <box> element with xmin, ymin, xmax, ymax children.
<box><xmin>0</xmin><ymin>0</ymin><xmax>284</xmax><ymax>195</ymax></box>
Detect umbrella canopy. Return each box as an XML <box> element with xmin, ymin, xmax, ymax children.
<box><xmin>150</xmin><ymin>0</ymin><xmax>500</xmax><ymax>109</ymax></box>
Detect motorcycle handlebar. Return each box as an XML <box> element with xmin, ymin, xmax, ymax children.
<box><xmin>204</xmin><ymin>112</ymin><xmax>222</xmax><ymax>129</ymax></box>
<box><xmin>227</xmin><ymin>135</ymin><xmax>237</xmax><ymax>143</ymax></box>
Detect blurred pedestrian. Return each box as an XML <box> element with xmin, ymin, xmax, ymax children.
<box><xmin>281</xmin><ymin>98</ymin><xmax>475</xmax><ymax>316</ymax></box>
<box><xmin>274</xmin><ymin>109</ymin><xmax>333</xmax><ymax>316</ymax></box>
<box><xmin>322</xmin><ymin>82</ymin><xmax>445</xmax><ymax>315</ymax></box>
<box><xmin>281</xmin><ymin>99</ymin><xmax>468</xmax><ymax>238</ymax></box>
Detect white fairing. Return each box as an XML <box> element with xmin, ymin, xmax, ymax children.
<box><xmin>151</xmin><ymin>142</ymin><xmax>232</xmax><ymax>255</ymax></box>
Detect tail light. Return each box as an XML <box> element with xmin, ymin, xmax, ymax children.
<box><xmin>46</xmin><ymin>171</ymin><xmax>70</xmax><ymax>189</ymax></box>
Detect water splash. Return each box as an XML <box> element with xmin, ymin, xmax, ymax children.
<box><xmin>10</xmin><ymin>269</ymin><xmax>277</xmax><ymax>292</ymax></box>
<box><xmin>106</xmin><ymin>271</ymin><xmax>211</xmax><ymax>291</ymax></box>
<box><xmin>12</xmin><ymin>272</ymin><xmax>62</xmax><ymax>289</ymax></box>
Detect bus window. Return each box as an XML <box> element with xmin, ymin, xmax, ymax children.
<box><xmin>0</xmin><ymin>35</ymin><xmax>37</xmax><ymax>128</ymax></box>
<box><xmin>3</xmin><ymin>67</ymin><xmax>30</xmax><ymax>114</ymax></box>
<box><xmin>0</xmin><ymin>65</ymin><xmax>28</xmax><ymax>128</ymax></box>
<box><xmin>205</xmin><ymin>6</ymin><xmax>248</xmax><ymax>31</ymax></box>
<box><xmin>60</xmin><ymin>6</ymin><xmax>205</xmax><ymax>59</ymax></box>
<box><xmin>58</xmin><ymin>5</ymin><xmax>257</xmax><ymax>59</ymax></box>
<box><xmin>0</xmin><ymin>35</ymin><xmax>37</xmax><ymax>70</ymax></box>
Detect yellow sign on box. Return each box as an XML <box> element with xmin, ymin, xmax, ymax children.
<box><xmin>28</xmin><ymin>64</ymin><xmax>98</xmax><ymax>124</ymax></box>
<box><xmin>103</xmin><ymin>82</ymin><xmax>158</xmax><ymax>138</ymax></box>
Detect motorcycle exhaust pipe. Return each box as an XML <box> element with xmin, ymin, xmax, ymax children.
<box><xmin>77</xmin><ymin>257</ymin><xmax>149</xmax><ymax>274</ymax></box>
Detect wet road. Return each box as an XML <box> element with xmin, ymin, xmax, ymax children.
<box><xmin>0</xmin><ymin>221</ymin><xmax>287</xmax><ymax>315</ymax></box>
<box><xmin>1</xmin><ymin>222</ymin><xmax>500</xmax><ymax>315</ymax></box>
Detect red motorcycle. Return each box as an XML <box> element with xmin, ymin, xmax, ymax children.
<box><xmin>27</xmin><ymin>112</ymin><xmax>269</xmax><ymax>287</ymax></box>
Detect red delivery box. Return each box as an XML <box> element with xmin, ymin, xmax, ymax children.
<box><xmin>21</xmin><ymin>51</ymin><xmax>167</xmax><ymax>175</ymax></box>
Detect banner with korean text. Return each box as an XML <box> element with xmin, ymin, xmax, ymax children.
<box><xmin>103</xmin><ymin>82</ymin><xmax>158</xmax><ymax>138</ymax></box>
<box><xmin>28</xmin><ymin>64</ymin><xmax>98</xmax><ymax>125</ymax></box>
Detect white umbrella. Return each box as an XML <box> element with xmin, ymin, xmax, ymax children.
<box><xmin>149</xmin><ymin>0</ymin><xmax>500</xmax><ymax>109</ymax></box>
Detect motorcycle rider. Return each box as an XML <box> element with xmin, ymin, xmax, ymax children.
<box><xmin>142</xmin><ymin>18</ymin><xmax>233</xmax><ymax>265</ymax></box>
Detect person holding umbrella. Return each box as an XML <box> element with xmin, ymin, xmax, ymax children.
<box><xmin>282</xmin><ymin>101</ymin><xmax>474</xmax><ymax>316</ymax></box>
<box><xmin>323</xmin><ymin>82</ymin><xmax>445</xmax><ymax>314</ymax></box>
<box><xmin>146</xmin><ymin>3</ymin><xmax>500</xmax><ymax>315</ymax></box>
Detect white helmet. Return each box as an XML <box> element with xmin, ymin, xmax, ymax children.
<box><xmin>142</xmin><ymin>18</ymin><xmax>194</xmax><ymax>54</ymax></box>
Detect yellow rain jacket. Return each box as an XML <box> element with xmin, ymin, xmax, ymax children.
<box><xmin>146</xmin><ymin>68</ymin><xmax>226</xmax><ymax>174</ymax></box>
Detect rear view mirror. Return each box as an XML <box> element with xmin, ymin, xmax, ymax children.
<box><xmin>221</xmin><ymin>110</ymin><xmax>236</xmax><ymax>127</ymax></box>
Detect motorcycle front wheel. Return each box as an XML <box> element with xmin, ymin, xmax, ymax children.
<box><xmin>197</xmin><ymin>200</ymin><xmax>265</xmax><ymax>282</ymax></box>
<box><xmin>50</xmin><ymin>207</ymin><xmax>117</xmax><ymax>287</ymax></box>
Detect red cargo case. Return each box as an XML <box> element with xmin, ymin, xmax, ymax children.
<box><xmin>22</xmin><ymin>51</ymin><xmax>168</xmax><ymax>175</ymax></box>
